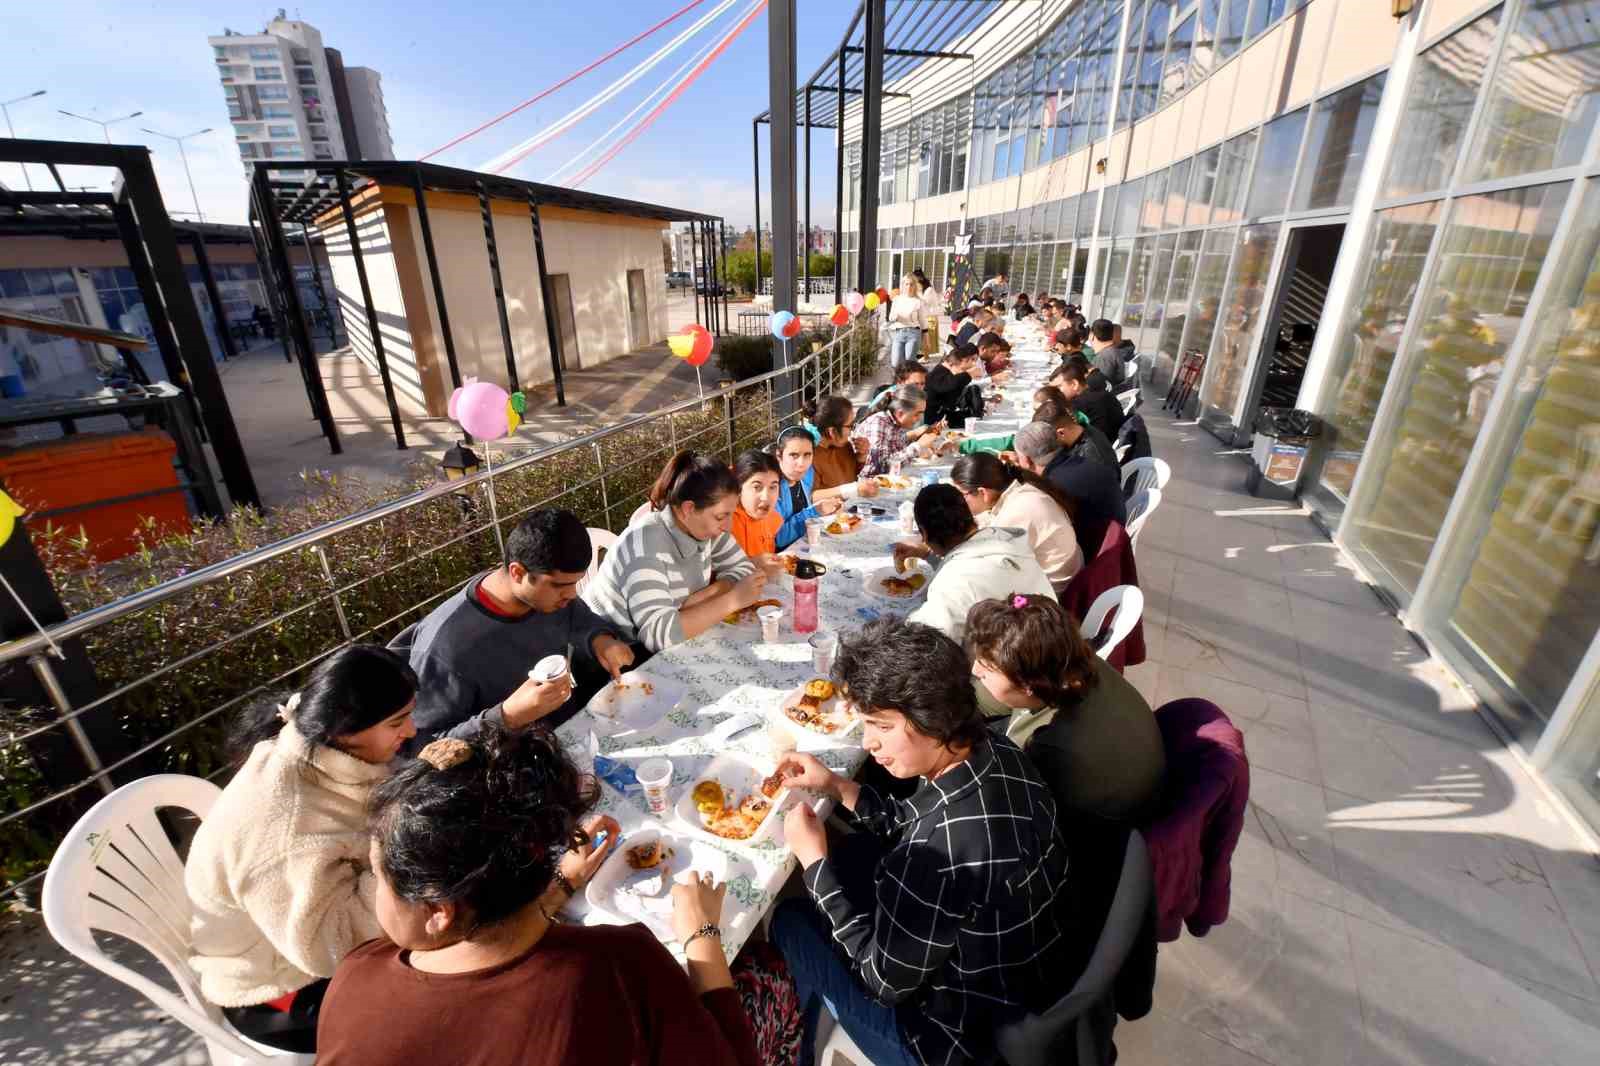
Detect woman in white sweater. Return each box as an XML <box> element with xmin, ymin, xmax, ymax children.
<box><xmin>184</xmin><ymin>644</ymin><xmax>420</xmax><ymax>1052</ymax></box>
<box><xmin>950</xmin><ymin>452</ymin><xmax>1084</xmax><ymax>591</ymax></box>
<box><xmin>885</xmin><ymin>273</ymin><xmax>927</xmax><ymax>368</ymax></box>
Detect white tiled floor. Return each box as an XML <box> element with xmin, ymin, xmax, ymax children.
<box><xmin>1118</xmin><ymin>406</ymin><xmax>1600</xmax><ymax>1066</ymax></box>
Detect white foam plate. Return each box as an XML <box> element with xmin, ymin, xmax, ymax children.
<box><xmin>772</xmin><ymin>683</ymin><xmax>861</xmax><ymax>752</ymax></box>
<box><xmin>584</xmin><ymin>826</ymin><xmax>725</xmax><ymax>942</ymax></box>
<box><xmin>674</xmin><ymin>753</ymin><xmax>791</xmax><ymax>847</ymax></box>
<box><xmin>862</xmin><ymin>562</ymin><xmax>930</xmax><ymax>604</ymax></box>
<box><xmin>585</xmin><ymin>670</ymin><xmax>685</xmax><ymax>737</ymax></box>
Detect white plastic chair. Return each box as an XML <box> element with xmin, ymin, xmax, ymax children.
<box><xmin>1124</xmin><ymin>487</ymin><xmax>1162</xmax><ymax>548</ymax></box>
<box><xmin>578</xmin><ymin>527</ymin><xmax>618</xmax><ymax>595</ymax></box>
<box><xmin>1117</xmin><ymin>388</ymin><xmax>1140</xmax><ymax>415</ymax></box>
<box><xmin>1114</xmin><ymin>442</ymin><xmax>1131</xmax><ymax>463</ymax></box>
<box><xmin>1122</xmin><ymin>456</ymin><xmax>1171</xmax><ymax>498</ymax></box>
<box><xmin>42</xmin><ymin>774</ymin><xmax>314</xmax><ymax>1065</ymax></box>
<box><xmin>627</xmin><ymin>501</ymin><xmax>655</xmax><ymax>528</ymax></box>
<box><xmin>1081</xmin><ymin>585</ymin><xmax>1144</xmax><ymax>662</ymax></box>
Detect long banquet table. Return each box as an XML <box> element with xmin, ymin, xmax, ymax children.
<box><xmin>556</xmin><ymin>320</ymin><xmax>1058</xmax><ymax>962</ymax></box>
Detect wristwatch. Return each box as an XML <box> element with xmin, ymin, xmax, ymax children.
<box><xmin>683</xmin><ymin>923</ymin><xmax>723</xmax><ymax>951</ymax></box>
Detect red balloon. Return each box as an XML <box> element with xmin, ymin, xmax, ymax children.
<box><xmin>781</xmin><ymin>315</ymin><xmax>803</xmax><ymax>339</ymax></box>
<box><xmin>685</xmin><ymin>323</ymin><xmax>713</xmax><ymax>362</ymax></box>
<box><xmin>829</xmin><ymin>304</ymin><xmax>850</xmax><ymax>327</ymax></box>
<box><xmin>875</xmin><ymin>287</ymin><xmax>890</xmax><ymax>304</ymax></box>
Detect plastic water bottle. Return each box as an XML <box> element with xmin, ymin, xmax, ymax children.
<box><xmin>792</xmin><ymin>559</ymin><xmax>820</xmax><ymax>634</ymax></box>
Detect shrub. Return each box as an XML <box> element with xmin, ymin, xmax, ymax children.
<box><xmin>0</xmin><ymin>322</ymin><xmax>875</xmax><ymax>895</ymax></box>
<box><xmin>716</xmin><ymin>334</ymin><xmax>774</xmax><ymax>381</ymax></box>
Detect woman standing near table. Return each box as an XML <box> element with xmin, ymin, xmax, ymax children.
<box><xmin>886</xmin><ymin>274</ymin><xmax>927</xmax><ymax>368</ymax></box>
<box><xmin>582</xmin><ymin>450</ymin><xmax>771</xmax><ymax>653</ymax></box>
<box><xmin>315</xmin><ymin>726</ymin><xmax>760</xmax><ymax>1066</ymax></box>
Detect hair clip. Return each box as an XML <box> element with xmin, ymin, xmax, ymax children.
<box><xmin>275</xmin><ymin>692</ymin><xmax>301</xmax><ymax>724</ymax></box>
<box><xmin>1011</xmin><ymin>595</ymin><xmax>1029</xmax><ymax>609</ymax></box>
<box><xmin>416</xmin><ymin>737</ymin><xmax>473</xmax><ymax>771</ymax></box>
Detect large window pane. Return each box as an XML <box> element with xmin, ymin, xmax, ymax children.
<box><xmin>1218</xmin><ymin>0</ymin><xmax>1249</xmax><ymax>59</ymax></box>
<box><xmin>1200</xmin><ymin>223</ymin><xmax>1282</xmax><ymax>421</ymax></box>
<box><xmin>1212</xmin><ymin>129</ymin><xmax>1260</xmax><ymax>224</ymax></box>
<box><xmin>1177</xmin><ymin>227</ymin><xmax>1239</xmax><ymax>372</ymax></box>
<box><xmin>1165</xmin><ymin>157</ymin><xmax>1193</xmax><ymax>228</ymax></box>
<box><xmin>1139</xmin><ymin>0</ymin><xmax>1174</xmax><ymax>120</ymax></box>
<box><xmin>1247</xmin><ymin>107</ymin><xmax>1309</xmax><ymax>218</ymax></box>
<box><xmin>1247</xmin><ymin>0</ymin><xmax>1287</xmax><ymax>43</ymax></box>
<box><xmin>1120</xmin><ymin>0</ymin><xmax>1149</xmax><ymax>127</ymax></box>
<box><xmin>1469</xmin><ymin>0</ymin><xmax>1600</xmax><ymax>182</ymax></box>
<box><xmin>1383</xmin><ymin>7</ymin><xmax>1503</xmax><ymax>200</ymax></box>
<box><xmin>1124</xmin><ymin>236</ymin><xmax>1158</xmax><ymax>329</ymax></box>
<box><xmin>1441</xmin><ymin>181</ymin><xmax>1600</xmax><ymax>744</ymax></box>
<box><xmin>1293</xmin><ymin>72</ymin><xmax>1386</xmax><ymax>212</ymax></box>
<box><xmin>1188</xmin><ymin>145</ymin><xmax>1221</xmax><ymax>226</ymax></box>
<box><xmin>1193</xmin><ymin>0</ymin><xmax>1222</xmax><ymax>78</ymax></box>
<box><xmin>1140</xmin><ymin>168</ymin><xmax>1169</xmax><ymax>233</ymax></box>
<box><xmin>1347</xmin><ymin>182</ymin><xmax>1570</xmax><ymax>598</ymax></box>
<box><xmin>1115</xmin><ymin>175</ymin><xmax>1147</xmax><ymax>235</ymax></box>
<box><xmin>1098</xmin><ymin>186</ymin><xmax>1118</xmax><ymax>237</ymax></box>
<box><xmin>1103</xmin><ymin>239</ymin><xmax>1135</xmax><ymax>320</ymax></box>
<box><xmin>1154</xmin><ymin>230</ymin><xmax>1204</xmax><ymax>386</ymax></box>
<box><xmin>1162</xmin><ymin>13</ymin><xmax>1197</xmax><ymax>107</ymax></box>
<box><xmin>1315</xmin><ymin>201</ymin><xmax>1443</xmax><ymax>505</ymax></box>
<box><xmin>1142</xmin><ymin>233</ymin><xmax>1179</xmax><ymax>350</ymax></box>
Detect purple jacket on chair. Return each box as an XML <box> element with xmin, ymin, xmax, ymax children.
<box><xmin>1144</xmin><ymin>698</ymin><xmax>1249</xmax><ymax>942</ymax></box>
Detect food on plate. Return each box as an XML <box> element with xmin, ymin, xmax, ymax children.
<box><xmin>880</xmin><ymin>573</ymin><xmax>928</xmax><ymax>597</ymax></box>
<box><xmin>802</xmin><ymin>678</ymin><xmax>835</xmax><ymax>702</ymax></box>
<box><xmin>825</xmin><ymin>513</ymin><xmax>863</xmax><ymax>535</ymax></box>
<box><xmin>737</xmin><ymin>794</ymin><xmax>771</xmax><ymax>821</ymax></box>
<box><xmin>894</xmin><ymin>554</ymin><xmax>913</xmax><ymax>574</ymax></box>
<box><xmin>723</xmin><ymin>597</ymin><xmax>783</xmax><ymax>625</ymax></box>
<box><xmin>625</xmin><ymin>841</ymin><xmax>675</xmax><ymax>870</ymax></box>
<box><xmin>705</xmin><ymin>806</ymin><xmax>763</xmax><ymax>840</ymax></box>
<box><xmin>779</xmin><ymin>554</ymin><xmax>800</xmax><ymax>575</ymax></box>
<box><xmin>691</xmin><ymin>779</ymin><xmax>725</xmax><ymax>816</ymax></box>
<box><xmin>783</xmin><ymin>684</ymin><xmax>855</xmax><ymax>735</ymax></box>
<box><xmin>759</xmin><ymin>768</ymin><xmax>790</xmax><ymax>798</ymax></box>
<box><xmin>875</xmin><ymin>475</ymin><xmax>912</xmax><ymax>491</ymax></box>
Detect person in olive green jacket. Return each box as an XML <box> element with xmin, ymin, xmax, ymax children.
<box><xmin>964</xmin><ymin>594</ymin><xmax>1165</xmax><ymax>827</ymax></box>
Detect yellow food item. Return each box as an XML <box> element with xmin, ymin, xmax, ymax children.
<box><xmin>692</xmin><ymin>780</ymin><xmax>724</xmax><ymax>815</ymax></box>
<box><xmin>804</xmin><ymin>678</ymin><xmax>835</xmax><ymax>701</ymax></box>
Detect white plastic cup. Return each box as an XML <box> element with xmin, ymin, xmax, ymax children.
<box><xmin>809</xmin><ymin>630</ymin><xmax>837</xmax><ymax>674</ymax></box>
<box><xmin>636</xmin><ymin>757</ymin><xmax>673</xmax><ymax>815</ymax></box>
<box><xmin>899</xmin><ymin>500</ymin><xmax>916</xmax><ymax>533</ymax></box>
<box><xmin>757</xmin><ymin>605</ymin><xmax>784</xmax><ymax>643</ymax></box>
<box><xmin>805</xmin><ymin>517</ymin><xmax>823</xmax><ymax>548</ymax></box>
<box><xmin>530</xmin><ymin>654</ymin><xmax>568</xmax><ymax>683</ymax></box>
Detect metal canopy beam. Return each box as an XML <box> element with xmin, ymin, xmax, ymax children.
<box><xmin>856</xmin><ymin>0</ymin><xmax>886</xmax><ymax>293</ymax></box>
<box><xmin>842</xmin><ymin>46</ymin><xmax>974</xmax><ymax>59</ymax></box>
<box><xmin>769</xmin><ymin>0</ymin><xmax>797</xmax><ymax>412</ymax></box>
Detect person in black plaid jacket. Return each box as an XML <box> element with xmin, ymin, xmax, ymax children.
<box><xmin>769</xmin><ymin>619</ymin><xmax>1071</xmax><ymax>1066</ymax></box>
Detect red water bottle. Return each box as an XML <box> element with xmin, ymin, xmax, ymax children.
<box><xmin>792</xmin><ymin>559</ymin><xmax>820</xmax><ymax>634</ymax></box>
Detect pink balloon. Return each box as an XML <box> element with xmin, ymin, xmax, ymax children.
<box><xmin>844</xmin><ymin>292</ymin><xmax>865</xmax><ymax>316</ymax></box>
<box><xmin>452</xmin><ymin>380</ymin><xmax>512</xmax><ymax>440</ymax></box>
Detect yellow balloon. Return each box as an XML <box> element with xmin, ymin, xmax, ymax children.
<box><xmin>864</xmin><ymin>292</ymin><xmax>881</xmax><ymax>311</ymax></box>
<box><xmin>667</xmin><ymin>334</ymin><xmax>696</xmax><ymax>359</ymax></box>
<box><xmin>0</xmin><ymin>489</ymin><xmax>22</xmax><ymax>547</ymax></box>
<box><xmin>504</xmin><ymin>399</ymin><xmax>522</xmax><ymax>435</ymax></box>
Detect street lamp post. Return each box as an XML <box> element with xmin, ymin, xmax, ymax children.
<box><xmin>57</xmin><ymin>107</ymin><xmax>143</xmax><ymax>144</ymax></box>
<box><xmin>2</xmin><ymin>90</ymin><xmax>47</xmax><ymax>190</ymax></box>
<box><xmin>142</xmin><ymin>126</ymin><xmax>213</xmax><ymax>223</ymax></box>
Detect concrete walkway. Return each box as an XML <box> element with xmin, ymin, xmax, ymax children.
<box><xmin>218</xmin><ymin>292</ymin><xmax>756</xmax><ymax>510</ymax></box>
<box><xmin>4</xmin><ymin>396</ymin><xmax>1598</xmax><ymax>1066</ymax></box>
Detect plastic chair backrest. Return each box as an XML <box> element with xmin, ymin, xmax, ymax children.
<box><xmin>1081</xmin><ymin>585</ymin><xmax>1144</xmax><ymax>662</ymax></box>
<box><xmin>1118</xmin><ymin>389</ymin><xmax>1139</xmax><ymax>415</ymax></box>
<box><xmin>578</xmin><ymin>528</ymin><xmax>619</xmax><ymax>596</ymax></box>
<box><xmin>994</xmin><ymin>832</ymin><xmax>1154</xmax><ymax>1066</ymax></box>
<box><xmin>1122</xmin><ymin>457</ymin><xmax>1171</xmax><ymax>498</ymax></box>
<box><xmin>41</xmin><ymin>774</ymin><xmax>304</xmax><ymax>1064</ymax></box>
<box><xmin>627</xmin><ymin>501</ymin><xmax>654</xmax><ymax>529</ymax></box>
<box><xmin>1125</xmin><ymin>488</ymin><xmax>1162</xmax><ymax>547</ymax></box>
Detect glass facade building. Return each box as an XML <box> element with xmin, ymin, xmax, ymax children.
<box><xmin>836</xmin><ymin>0</ymin><xmax>1600</xmax><ymax>832</ymax></box>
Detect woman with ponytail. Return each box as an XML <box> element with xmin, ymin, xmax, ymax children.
<box><xmin>582</xmin><ymin>450</ymin><xmax>772</xmax><ymax>652</ymax></box>
<box><xmin>949</xmin><ymin>452</ymin><xmax>1083</xmax><ymax>591</ymax></box>
<box><xmin>184</xmin><ymin>644</ymin><xmax>419</xmax><ymax>1052</ymax></box>
<box><xmin>316</xmin><ymin>725</ymin><xmax>764</xmax><ymax>1066</ymax></box>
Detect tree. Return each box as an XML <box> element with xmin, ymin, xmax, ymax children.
<box><xmin>807</xmin><ymin>253</ymin><xmax>835</xmax><ymax>278</ymax></box>
<box><xmin>724</xmin><ymin>249</ymin><xmax>772</xmax><ymax>294</ymax></box>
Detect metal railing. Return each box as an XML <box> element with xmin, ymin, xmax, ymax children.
<box><xmin>0</xmin><ymin>319</ymin><xmax>881</xmax><ymax>901</ymax></box>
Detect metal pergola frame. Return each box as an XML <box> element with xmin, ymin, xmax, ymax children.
<box><xmin>0</xmin><ymin>138</ymin><xmax>261</xmax><ymax>512</ymax></box>
<box><xmin>752</xmin><ymin>1</ymin><xmax>993</xmax><ymax>303</ymax></box>
<box><xmin>249</xmin><ymin>159</ymin><xmax>728</xmax><ymax>454</ymax></box>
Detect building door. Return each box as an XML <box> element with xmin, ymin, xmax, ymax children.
<box><xmin>543</xmin><ymin>273</ymin><xmax>580</xmax><ymax>371</ymax></box>
<box><xmin>626</xmin><ymin>269</ymin><xmax>648</xmax><ymax>350</ymax></box>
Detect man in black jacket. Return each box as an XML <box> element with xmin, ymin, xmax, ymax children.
<box><xmin>1013</xmin><ymin>420</ymin><xmax>1126</xmax><ymax>553</ymax></box>
<box><xmin>1049</xmin><ymin>359</ymin><xmax>1124</xmax><ymax>442</ymax></box>
<box><xmin>926</xmin><ymin>343</ymin><xmax>983</xmax><ymax>428</ymax></box>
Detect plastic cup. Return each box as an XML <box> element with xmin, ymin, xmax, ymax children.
<box><xmin>889</xmin><ymin>457</ymin><xmax>903</xmax><ymax>478</ymax></box>
<box><xmin>899</xmin><ymin>500</ymin><xmax>916</xmax><ymax>533</ymax></box>
<box><xmin>809</xmin><ymin>630</ymin><xmax>837</xmax><ymax>674</ymax></box>
<box><xmin>805</xmin><ymin>517</ymin><xmax>823</xmax><ymax>548</ymax></box>
<box><xmin>636</xmin><ymin>757</ymin><xmax>673</xmax><ymax>815</ymax></box>
<box><xmin>530</xmin><ymin>654</ymin><xmax>568</xmax><ymax>683</ymax></box>
<box><xmin>757</xmin><ymin>605</ymin><xmax>784</xmax><ymax>643</ymax></box>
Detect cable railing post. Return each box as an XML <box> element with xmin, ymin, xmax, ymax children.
<box><xmin>724</xmin><ymin>391</ymin><xmax>736</xmax><ymax>461</ymax></box>
<box><xmin>594</xmin><ymin>442</ymin><xmax>612</xmax><ymax>530</ymax></box>
<box><xmin>312</xmin><ymin>545</ymin><xmax>353</xmax><ymax>642</ymax></box>
<box><xmin>30</xmin><ymin>654</ymin><xmax>114</xmax><ymax>797</ymax></box>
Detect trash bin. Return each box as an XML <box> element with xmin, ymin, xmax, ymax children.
<box><xmin>1246</xmin><ymin>407</ymin><xmax>1320</xmax><ymax>501</ymax></box>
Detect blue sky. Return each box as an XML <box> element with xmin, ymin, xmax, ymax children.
<box><xmin>2</xmin><ymin>0</ymin><xmax>858</xmax><ymax>228</ymax></box>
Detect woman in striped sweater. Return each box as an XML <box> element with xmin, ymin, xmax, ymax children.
<box><xmin>582</xmin><ymin>451</ymin><xmax>772</xmax><ymax>653</ymax></box>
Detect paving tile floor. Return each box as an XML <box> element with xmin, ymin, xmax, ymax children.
<box><xmin>4</xmin><ymin>398</ymin><xmax>1599</xmax><ymax>1066</ymax></box>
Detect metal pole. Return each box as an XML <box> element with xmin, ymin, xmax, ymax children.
<box><xmin>29</xmin><ymin>655</ymin><xmax>114</xmax><ymax>798</ymax></box>
<box><xmin>835</xmin><ymin>53</ymin><xmax>845</xmax><ymax>296</ymax></box>
<box><xmin>312</xmin><ymin>545</ymin><xmax>353</xmax><ymax>641</ymax></box>
<box><xmin>335</xmin><ymin>167</ymin><xmax>408</xmax><ymax>449</ymax></box>
<box><xmin>477</xmin><ymin>181</ymin><xmax>521</xmax><ymax>391</ymax></box>
<box><xmin>527</xmin><ymin>193</ymin><xmax>567</xmax><ymax>407</ymax></box>
<box><xmin>719</xmin><ymin>220</ymin><xmax>731</xmax><ymax>331</ymax></box>
<box><xmin>244</xmin><ymin>181</ymin><xmax>295</xmax><ymax>365</ymax></box>
<box><xmin>300</xmin><ymin>223</ymin><xmax>334</xmax><ymax>344</ymax></box>
<box><xmin>769</xmin><ymin>0</ymin><xmax>798</xmax><ymax>419</ymax></box>
<box><xmin>594</xmin><ymin>441</ymin><xmax>612</xmax><ymax>529</ymax></box>
<box><xmin>752</xmin><ymin>118</ymin><xmax>764</xmax><ymax>300</ymax></box>
<box><xmin>857</xmin><ymin>0</ymin><xmax>886</xmax><ymax>294</ymax></box>
<box><xmin>690</xmin><ymin>222</ymin><xmax>704</xmax><ymax>325</ymax></box>
<box><xmin>803</xmin><ymin>86</ymin><xmax>811</xmax><ymax>307</ymax></box>
<box><xmin>409</xmin><ymin>166</ymin><xmax>464</xmax><ymax>390</ymax></box>
<box><xmin>175</xmin><ymin>138</ymin><xmax>203</xmax><ymax>223</ymax></box>
<box><xmin>188</xmin><ymin>231</ymin><xmax>238</xmax><ymax>361</ymax></box>
<box><xmin>2</xmin><ymin>101</ymin><xmax>37</xmax><ymax>191</ymax></box>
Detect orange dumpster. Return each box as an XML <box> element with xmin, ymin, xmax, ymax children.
<box><xmin>0</xmin><ymin>429</ymin><xmax>191</xmax><ymax>562</ymax></box>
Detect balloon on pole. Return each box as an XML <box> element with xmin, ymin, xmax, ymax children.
<box><xmin>844</xmin><ymin>291</ymin><xmax>865</xmax><ymax>316</ymax></box>
<box><xmin>449</xmin><ymin>380</ymin><xmax>524</xmax><ymax>441</ymax></box>
<box><xmin>828</xmin><ymin>304</ymin><xmax>850</xmax><ymax>327</ymax></box>
<box><xmin>770</xmin><ymin>310</ymin><xmax>802</xmax><ymax>339</ymax></box>
<box><xmin>863</xmin><ymin>291</ymin><xmax>880</xmax><ymax>312</ymax></box>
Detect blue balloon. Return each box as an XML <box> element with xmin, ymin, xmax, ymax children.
<box><xmin>770</xmin><ymin>310</ymin><xmax>796</xmax><ymax>339</ymax></box>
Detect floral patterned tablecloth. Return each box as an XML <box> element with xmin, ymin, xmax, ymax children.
<box><xmin>556</xmin><ymin>340</ymin><xmax>1057</xmax><ymax>962</ymax></box>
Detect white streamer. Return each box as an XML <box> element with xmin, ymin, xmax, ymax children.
<box><xmin>478</xmin><ymin>0</ymin><xmax>740</xmax><ymax>174</ymax></box>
